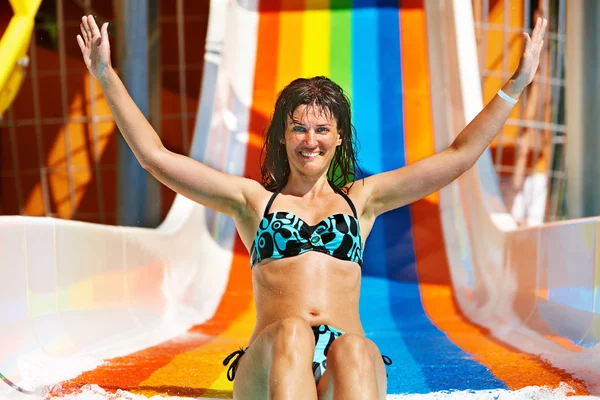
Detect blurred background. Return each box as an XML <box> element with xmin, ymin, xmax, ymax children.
<box><xmin>1</xmin><ymin>0</ymin><xmax>591</xmax><ymax>228</ymax></box>
<box><xmin>0</xmin><ymin>0</ymin><xmax>208</xmax><ymax>226</ymax></box>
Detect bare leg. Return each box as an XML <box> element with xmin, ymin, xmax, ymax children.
<box><xmin>316</xmin><ymin>335</ymin><xmax>387</xmax><ymax>400</ymax></box>
<box><xmin>233</xmin><ymin>317</ymin><xmax>318</xmax><ymax>400</ymax></box>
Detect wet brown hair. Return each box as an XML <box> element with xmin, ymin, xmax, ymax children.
<box><xmin>260</xmin><ymin>76</ymin><xmax>362</xmax><ymax>192</ymax></box>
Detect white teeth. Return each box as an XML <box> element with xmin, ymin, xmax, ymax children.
<box><xmin>301</xmin><ymin>152</ymin><xmax>320</xmax><ymax>157</ymax></box>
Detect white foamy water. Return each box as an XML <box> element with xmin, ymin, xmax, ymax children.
<box><xmin>44</xmin><ymin>382</ymin><xmax>599</xmax><ymax>400</ymax></box>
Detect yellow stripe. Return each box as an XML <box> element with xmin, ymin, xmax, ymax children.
<box><xmin>207</xmin><ymin>302</ymin><xmax>258</xmax><ymax>392</ymax></box>
<box><xmin>302</xmin><ymin>0</ymin><xmax>330</xmax><ymax>78</ymax></box>
<box><xmin>134</xmin><ymin>301</ymin><xmax>257</xmax><ymax>397</ymax></box>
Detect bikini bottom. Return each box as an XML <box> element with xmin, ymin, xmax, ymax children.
<box><xmin>222</xmin><ymin>324</ymin><xmax>392</xmax><ymax>385</ymax></box>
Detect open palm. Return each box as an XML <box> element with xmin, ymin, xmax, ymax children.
<box><xmin>515</xmin><ymin>17</ymin><xmax>548</xmax><ymax>87</ymax></box>
<box><xmin>76</xmin><ymin>15</ymin><xmax>111</xmax><ymax>80</ymax></box>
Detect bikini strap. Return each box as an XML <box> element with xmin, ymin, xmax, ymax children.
<box><xmin>328</xmin><ymin>181</ymin><xmax>358</xmax><ymax>219</ymax></box>
<box><xmin>263</xmin><ymin>190</ymin><xmax>280</xmax><ymax>217</ymax></box>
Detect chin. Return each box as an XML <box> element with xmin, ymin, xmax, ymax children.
<box><xmin>302</xmin><ymin>166</ymin><xmax>328</xmax><ymax>177</ymax></box>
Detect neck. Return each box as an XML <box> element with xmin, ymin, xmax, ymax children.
<box><xmin>282</xmin><ymin>172</ymin><xmax>332</xmax><ymax>198</ymax></box>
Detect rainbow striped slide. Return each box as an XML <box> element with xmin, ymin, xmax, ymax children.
<box><xmin>0</xmin><ymin>0</ymin><xmax>598</xmax><ymax>398</ymax></box>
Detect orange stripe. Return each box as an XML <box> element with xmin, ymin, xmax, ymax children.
<box><xmin>418</xmin><ymin>283</ymin><xmax>589</xmax><ymax>392</ymax></box>
<box><xmin>246</xmin><ymin>1</ymin><xmax>282</xmax><ymax>181</ymax></box>
<box><xmin>276</xmin><ymin>0</ymin><xmax>305</xmax><ymax>92</ymax></box>
<box><xmin>401</xmin><ymin>0</ymin><xmax>588</xmax><ymax>393</ymax></box>
<box><xmin>400</xmin><ymin>0</ymin><xmax>448</xmax><ymax>286</ymax></box>
<box><xmin>49</xmin><ymin>336</ymin><xmax>215</xmax><ymax>396</ymax></box>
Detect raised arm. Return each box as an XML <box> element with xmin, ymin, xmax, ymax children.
<box><xmin>363</xmin><ymin>17</ymin><xmax>548</xmax><ymax>218</ymax></box>
<box><xmin>77</xmin><ymin>15</ymin><xmax>261</xmax><ymax>217</ymax></box>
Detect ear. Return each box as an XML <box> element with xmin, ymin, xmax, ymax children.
<box><xmin>336</xmin><ymin>133</ymin><xmax>342</xmax><ymax>146</ymax></box>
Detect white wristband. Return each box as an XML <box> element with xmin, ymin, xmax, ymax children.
<box><xmin>497</xmin><ymin>89</ymin><xmax>518</xmax><ymax>106</ymax></box>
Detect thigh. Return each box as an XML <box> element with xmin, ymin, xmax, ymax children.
<box><xmin>232</xmin><ymin>317</ymin><xmax>316</xmax><ymax>400</ymax></box>
<box><xmin>316</xmin><ymin>335</ymin><xmax>387</xmax><ymax>400</ymax></box>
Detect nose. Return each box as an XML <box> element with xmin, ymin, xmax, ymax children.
<box><xmin>304</xmin><ymin>129</ymin><xmax>317</xmax><ymax>146</ymax></box>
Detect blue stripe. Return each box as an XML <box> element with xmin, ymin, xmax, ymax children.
<box><xmin>352</xmin><ymin>0</ymin><xmax>387</xmax><ymax>278</ymax></box>
<box><xmin>361</xmin><ymin>277</ymin><xmax>508</xmax><ymax>393</ymax></box>
<box><xmin>361</xmin><ymin>277</ymin><xmax>429</xmax><ymax>393</ymax></box>
<box><xmin>351</xmin><ymin>1</ymin><xmax>429</xmax><ymax>391</ymax></box>
<box><xmin>351</xmin><ymin>0</ymin><xmax>381</xmax><ymax>175</ymax></box>
<box><xmin>376</xmin><ymin>0</ymin><xmax>417</xmax><ymax>281</ymax></box>
<box><xmin>357</xmin><ymin>1</ymin><xmax>508</xmax><ymax>393</ymax></box>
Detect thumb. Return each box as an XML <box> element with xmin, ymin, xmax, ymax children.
<box><xmin>101</xmin><ymin>22</ymin><xmax>109</xmax><ymax>43</ymax></box>
<box><xmin>522</xmin><ymin>32</ymin><xmax>531</xmax><ymax>52</ymax></box>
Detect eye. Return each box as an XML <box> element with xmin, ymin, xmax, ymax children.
<box><xmin>293</xmin><ymin>126</ymin><xmax>306</xmax><ymax>132</ymax></box>
<box><xmin>316</xmin><ymin>127</ymin><xmax>329</xmax><ymax>133</ymax></box>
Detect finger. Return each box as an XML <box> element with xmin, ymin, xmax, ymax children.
<box><xmin>522</xmin><ymin>32</ymin><xmax>531</xmax><ymax>51</ymax></box>
<box><xmin>81</xmin><ymin>16</ymin><xmax>90</xmax><ymax>41</ymax></box>
<box><xmin>533</xmin><ymin>17</ymin><xmax>547</xmax><ymax>43</ymax></box>
<box><xmin>82</xmin><ymin>15</ymin><xmax>92</xmax><ymax>42</ymax></box>
<box><xmin>88</xmin><ymin>15</ymin><xmax>101</xmax><ymax>39</ymax></box>
<box><xmin>101</xmin><ymin>22</ymin><xmax>109</xmax><ymax>43</ymax></box>
<box><xmin>79</xmin><ymin>23</ymin><xmax>88</xmax><ymax>44</ymax></box>
<box><xmin>76</xmin><ymin>34</ymin><xmax>85</xmax><ymax>52</ymax></box>
<box><xmin>531</xmin><ymin>17</ymin><xmax>541</xmax><ymax>41</ymax></box>
<box><xmin>534</xmin><ymin>20</ymin><xmax>547</xmax><ymax>51</ymax></box>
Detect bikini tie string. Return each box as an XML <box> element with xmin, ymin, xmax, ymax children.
<box><xmin>382</xmin><ymin>354</ymin><xmax>393</xmax><ymax>378</ymax></box>
<box><xmin>223</xmin><ymin>347</ymin><xmax>246</xmax><ymax>382</ymax></box>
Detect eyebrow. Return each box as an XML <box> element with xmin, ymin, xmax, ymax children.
<box><xmin>291</xmin><ymin>119</ymin><xmax>331</xmax><ymax>127</ymax></box>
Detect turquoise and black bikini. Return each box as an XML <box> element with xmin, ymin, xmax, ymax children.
<box><xmin>223</xmin><ymin>181</ymin><xmax>392</xmax><ymax>384</ymax></box>
<box><xmin>250</xmin><ymin>180</ymin><xmax>363</xmax><ymax>268</ymax></box>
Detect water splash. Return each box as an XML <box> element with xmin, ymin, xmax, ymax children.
<box><xmin>46</xmin><ymin>382</ymin><xmax>598</xmax><ymax>400</ymax></box>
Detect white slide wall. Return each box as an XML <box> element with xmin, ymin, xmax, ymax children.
<box><xmin>427</xmin><ymin>0</ymin><xmax>600</xmax><ymax>390</ymax></box>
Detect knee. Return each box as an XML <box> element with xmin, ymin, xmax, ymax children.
<box><xmin>271</xmin><ymin>317</ymin><xmax>315</xmax><ymax>356</ymax></box>
<box><xmin>328</xmin><ymin>335</ymin><xmax>376</xmax><ymax>369</ymax></box>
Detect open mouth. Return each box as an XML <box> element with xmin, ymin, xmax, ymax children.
<box><xmin>300</xmin><ymin>151</ymin><xmax>322</xmax><ymax>160</ymax></box>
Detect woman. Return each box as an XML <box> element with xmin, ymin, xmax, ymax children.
<box><xmin>77</xmin><ymin>15</ymin><xmax>547</xmax><ymax>400</ymax></box>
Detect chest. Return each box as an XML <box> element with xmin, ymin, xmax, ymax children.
<box><xmin>236</xmin><ymin>188</ymin><xmax>376</xmax><ymax>253</ymax></box>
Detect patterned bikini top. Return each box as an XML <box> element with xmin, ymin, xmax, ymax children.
<box><xmin>250</xmin><ymin>182</ymin><xmax>363</xmax><ymax>268</ymax></box>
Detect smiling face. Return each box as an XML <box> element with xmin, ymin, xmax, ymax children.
<box><xmin>260</xmin><ymin>77</ymin><xmax>360</xmax><ymax>192</ymax></box>
<box><xmin>284</xmin><ymin>104</ymin><xmax>342</xmax><ymax>178</ymax></box>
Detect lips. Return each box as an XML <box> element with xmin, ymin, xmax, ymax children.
<box><xmin>299</xmin><ymin>151</ymin><xmax>322</xmax><ymax>161</ymax></box>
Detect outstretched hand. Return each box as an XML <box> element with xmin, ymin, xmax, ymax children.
<box><xmin>76</xmin><ymin>15</ymin><xmax>111</xmax><ymax>81</ymax></box>
<box><xmin>513</xmin><ymin>17</ymin><xmax>547</xmax><ymax>89</ymax></box>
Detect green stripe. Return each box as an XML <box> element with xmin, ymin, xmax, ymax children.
<box><xmin>328</xmin><ymin>0</ymin><xmax>353</xmax><ymax>186</ymax></box>
<box><xmin>329</xmin><ymin>0</ymin><xmax>352</xmax><ymax>100</ymax></box>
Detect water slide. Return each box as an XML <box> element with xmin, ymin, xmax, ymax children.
<box><xmin>0</xmin><ymin>0</ymin><xmax>41</xmax><ymax>118</ymax></box>
<box><xmin>1</xmin><ymin>0</ymin><xmax>598</xmax><ymax>398</ymax></box>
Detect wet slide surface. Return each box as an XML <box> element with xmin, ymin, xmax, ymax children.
<box><xmin>45</xmin><ymin>0</ymin><xmax>590</xmax><ymax>398</ymax></box>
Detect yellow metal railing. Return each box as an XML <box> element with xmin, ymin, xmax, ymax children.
<box><xmin>0</xmin><ymin>0</ymin><xmax>42</xmax><ymax>117</ymax></box>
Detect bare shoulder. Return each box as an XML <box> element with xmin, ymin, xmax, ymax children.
<box><xmin>344</xmin><ymin>178</ymin><xmax>374</xmax><ymax>219</ymax></box>
<box><xmin>343</xmin><ymin>178</ymin><xmax>378</xmax><ymax>242</ymax></box>
<box><xmin>240</xmin><ymin>178</ymin><xmax>273</xmax><ymax>218</ymax></box>
<box><xmin>234</xmin><ymin>178</ymin><xmax>275</xmax><ymax>250</ymax></box>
